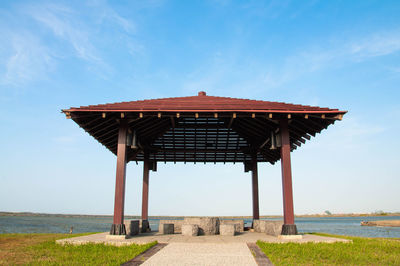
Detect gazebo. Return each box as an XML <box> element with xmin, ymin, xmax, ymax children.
<box><xmin>62</xmin><ymin>91</ymin><xmax>346</xmax><ymax>236</ymax></box>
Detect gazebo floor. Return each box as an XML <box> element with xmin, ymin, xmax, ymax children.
<box><xmin>56</xmin><ymin>231</ymin><xmax>350</xmax><ymax>246</ymax></box>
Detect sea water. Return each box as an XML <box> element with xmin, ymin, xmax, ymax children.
<box><xmin>1</xmin><ymin>215</ymin><xmax>400</xmax><ymax>238</ymax></box>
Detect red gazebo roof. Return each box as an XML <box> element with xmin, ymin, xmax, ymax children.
<box><xmin>65</xmin><ymin>91</ymin><xmax>346</xmax><ymax>114</ymax></box>
<box><xmin>63</xmin><ymin>92</ymin><xmax>346</xmax><ymax>164</ymax></box>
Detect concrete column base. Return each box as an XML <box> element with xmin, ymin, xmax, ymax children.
<box><xmin>278</xmin><ymin>234</ymin><xmax>303</xmax><ymax>240</ymax></box>
<box><xmin>110</xmin><ymin>224</ymin><xmax>126</xmax><ymax>235</ymax></box>
<box><xmin>140</xmin><ymin>220</ymin><xmax>151</xmax><ymax>233</ymax></box>
<box><xmin>281</xmin><ymin>224</ymin><xmax>298</xmax><ymax>235</ymax></box>
<box><xmin>106</xmin><ymin>234</ymin><xmax>128</xmax><ymax>240</ymax></box>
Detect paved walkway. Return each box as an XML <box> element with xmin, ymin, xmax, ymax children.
<box><xmin>57</xmin><ymin>231</ymin><xmax>350</xmax><ymax>246</ymax></box>
<box><xmin>57</xmin><ymin>232</ymin><xmax>349</xmax><ymax>265</ymax></box>
<box><xmin>142</xmin><ymin>243</ymin><xmax>258</xmax><ymax>266</ymax></box>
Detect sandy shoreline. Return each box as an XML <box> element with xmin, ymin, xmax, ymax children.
<box><xmin>361</xmin><ymin>220</ymin><xmax>400</xmax><ymax>227</ymax></box>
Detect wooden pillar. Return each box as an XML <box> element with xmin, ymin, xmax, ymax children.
<box><xmin>280</xmin><ymin>118</ymin><xmax>298</xmax><ymax>235</ymax></box>
<box><xmin>251</xmin><ymin>153</ymin><xmax>260</xmax><ymax>221</ymax></box>
<box><xmin>110</xmin><ymin>120</ymin><xmax>128</xmax><ymax>235</ymax></box>
<box><xmin>141</xmin><ymin>152</ymin><xmax>150</xmax><ymax>221</ymax></box>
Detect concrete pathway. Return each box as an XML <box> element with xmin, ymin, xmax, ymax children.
<box><xmin>57</xmin><ymin>232</ymin><xmax>350</xmax><ymax>265</ymax></box>
<box><xmin>57</xmin><ymin>231</ymin><xmax>350</xmax><ymax>246</ymax></box>
<box><xmin>142</xmin><ymin>243</ymin><xmax>257</xmax><ymax>266</ymax></box>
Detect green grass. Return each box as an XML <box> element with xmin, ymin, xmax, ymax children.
<box><xmin>0</xmin><ymin>233</ymin><xmax>156</xmax><ymax>265</ymax></box>
<box><xmin>257</xmin><ymin>233</ymin><xmax>400</xmax><ymax>265</ymax></box>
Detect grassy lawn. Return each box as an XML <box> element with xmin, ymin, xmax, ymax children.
<box><xmin>257</xmin><ymin>233</ymin><xmax>400</xmax><ymax>265</ymax></box>
<box><xmin>0</xmin><ymin>233</ymin><xmax>156</xmax><ymax>265</ymax></box>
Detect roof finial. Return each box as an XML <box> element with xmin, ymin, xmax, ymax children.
<box><xmin>198</xmin><ymin>91</ymin><xmax>206</xmax><ymax>96</ymax></box>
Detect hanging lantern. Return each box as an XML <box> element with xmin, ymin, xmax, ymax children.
<box><xmin>270</xmin><ymin>131</ymin><xmax>276</xmax><ymax>150</ymax></box>
<box><xmin>276</xmin><ymin>133</ymin><xmax>282</xmax><ymax>148</ymax></box>
<box><xmin>131</xmin><ymin>130</ymin><xmax>138</xmax><ymax>149</ymax></box>
<box><xmin>126</xmin><ymin>131</ymin><xmax>132</xmax><ymax>146</ymax></box>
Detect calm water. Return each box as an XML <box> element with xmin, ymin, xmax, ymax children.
<box><xmin>1</xmin><ymin>215</ymin><xmax>400</xmax><ymax>238</ymax></box>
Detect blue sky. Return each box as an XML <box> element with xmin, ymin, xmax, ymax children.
<box><xmin>1</xmin><ymin>0</ymin><xmax>399</xmax><ymax>216</ymax></box>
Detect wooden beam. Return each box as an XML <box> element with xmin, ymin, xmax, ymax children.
<box><xmin>228</xmin><ymin>117</ymin><xmax>234</xmax><ymax>128</ymax></box>
<box><xmin>233</xmin><ymin>121</ymin><xmax>264</xmax><ymax>139</ymax></box>
<box><xmin>130</xmin><ymin>117</ymin><xmax>157</xmax><ymax>131</ymax></box>
<box><xmin>291</xmin><ymin>120</ymin><xmax>316</xmax><ymax>137</ymax></box>
<box><xmin>86</xmin><ymin>118</ymin><xmax>116</xmax><ymax>133</ymax></box>
<box><xmin>141</xmin><ymin>151</ymin><xmax>150</xmax><ymax>221</ymax></box>
<box><xmin>279</xmin><ymin>118</ymin><xmax>297</xmax><ymax>235</ymax></box>
<box><xmin>306</xmin><ymin>117</ymin><xmax>329</xmax><ymax>130</ymax></box>
<box><xmin>127</xmin><ymin>149</ymin><xmax>141</xmax><ymax>162</ymax></box>
<box><xmin>259</xmin><ymin>137</ymin><xmax>270</xmax><ymax>150</ymax></box>
<box><xmin>110</xmin><ymin>120</ymin><xmax>128</xmax><ymax>235</ymax></box>
<box><xmin>251</xmin><ymin>153</ymin><xmax>260</xmax><ymax>221</ymax></box>
<box><xmin>96</xmin><ymin>127</ymin><xmax>118</xmax><ymax>141</ymax></box>
<box><xmin>138</xmin><ymin>118</ymin><xmax>170</xmax><ymax>137</ymax></box>
<box><xmin>80</xmin><ymin>117</ymin><xmax>103</xmax><ymax>127</ymax></box>
<box><xmin>288</xmin><ymin>129</ymin><xmax>306</xmax><ymax>144</ymax></box>
<box><xmin>246</xmin><ymin>117</ymin><xmax>274</xmax><ymax>132</ymax></box>
<box><xmin>308</xmin><ymin>114</ymin><xmax>342</xmax><ymax>121</ymax></box>
<box><xmin>289</xmin><ymin>123</ymin><xmax>311</xmax><ymax>140</ymax></box>
<box><xmin>236</xmin><ymin>119</ymin><xmax>267</xmax><ymax>139</ymax></box>
<box><xmin>259</xmin><ymin>149</ymin><xmax>279</xmax><ymax>162</ymax></box>
<box><xmin>149</xmin><ymin>148</ymin><xmax>245</xmax><ymax>153</ymax></box>
<box><xmin>170</xmin><ymin>116</ymin><xmax>175</xmax><ymax>128</ymax></box>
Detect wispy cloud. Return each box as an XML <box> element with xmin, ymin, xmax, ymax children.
<box><xmin>387</xmin><ymin>66</ymin><xmax>400</xmax><ymax>73</ymax></box>
<box><xmin>89</xmin><ymin>1</ymin><xmax>136</xmax><ymax>34</ymax></box>
<box><xmin>0</xmin><ymin>30</ymin><xmax>54</xmax><ymax>86</ymax></box>
<box><xmin>26</xmin><ymin>3</ymin><xmax>102</xmax><ymax>62</ymax></box>
<box><xmin>263</xmin><ymin>30</ymin><xmax>400</xmax><ymax>88</ymax></box>
<box><xmin>348</xmin><ymin>32</ymin><xmax>400</xmax><ymax>60</ymax></box>
<box><xmin>0</xmin><ymin>1</ymin><xmax>138</xmax><ymax>87</ymax></box>
<box><xmin>178</xmin><ymin>28</ymin><xmax>400</xmax><ymax>103</ymax></box>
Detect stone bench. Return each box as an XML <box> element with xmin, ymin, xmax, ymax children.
<box><xmin>124</xmin><ymin>220</ymin><xmax>139</xmax><ymax>236</ymax></box>
<box><xmin>184</xmin><ymin>217</ymin><xmax>220</xmax><ymax>235</ymax></box>
<box><xmin>162</xmin><ymin>223</ymin><xmax>174</xmax><ymax>234</ymax></box>
<box><xmin>159</xmin><ymin>220</ymin><xmax>184</xmax><ymax>234</ymax></box>
<box><xmin>182</xmin><ymin>224</ymin><xmax>199</xmax><ymax>236</ymax></box>
<box><xmin>253</xmin><ymin>220</ymin><xmax>284</xmax><ymax>236</ymax></box>
<box><xmin>220</xmin><ymin>219</ymin><xmax>244</xmax><ymax>233</ymax></box>
<box><xmin>219</xmin><ymin>224</ymin><xmax>235</xmax><ymax>236</ymax></box>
